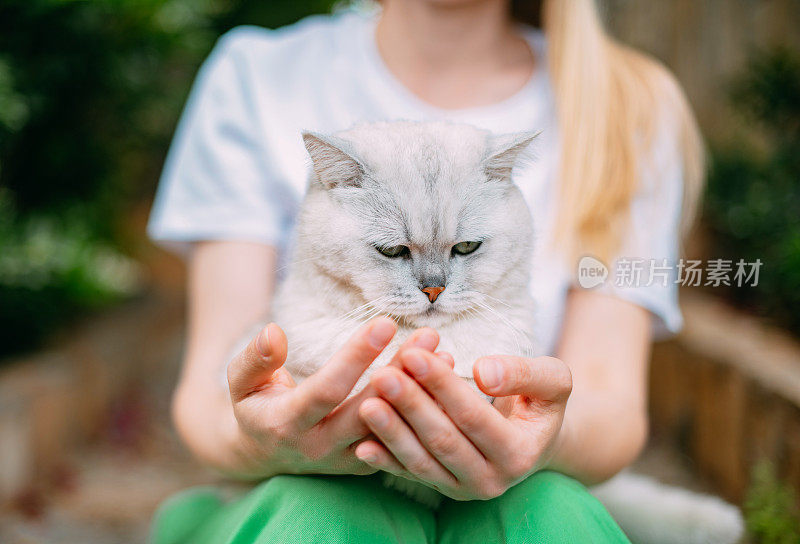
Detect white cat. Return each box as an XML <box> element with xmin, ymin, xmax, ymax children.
<box><xmin>243</xmin><ymin>120</ymin><xmax>744</xmax><ymax>544</ymax></box>
<box><xmin>272</xmin><ymin>121</ymin><xmax>537</xmax><ymax>397</ymax></box>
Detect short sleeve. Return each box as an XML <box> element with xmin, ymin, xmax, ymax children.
<box><xmin>604</xmin><ymin>117</ymin><xmax>686</xmax><ymax>338</ymax></box>
<box><xmin>147</xmin><ymin>29</ymin><xmax>292</xmax><ymax>255</ymax></box>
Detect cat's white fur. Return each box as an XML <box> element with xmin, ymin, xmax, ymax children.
<box><xmin>271</xmin><ymin>121</ymin><xmax>537</xmax><ymax>395</ymax></box>
<box><xmin>593</xmin><ymin>471</ymin><xmax>745</xmax><ymax>544</ymax></box>
<box><xmin>239</xmin><ymin>120</ymin><xmax>744</xmax><ymax>544</ymax></box>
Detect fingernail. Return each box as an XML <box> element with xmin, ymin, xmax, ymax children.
<box><xmin>357</xmin><ymin>450</ymin><xmax>377</xmax><ymax>463</ymax></box>
<box><xmin>479</xmin><ymin>358</ymin><xmax>504</xmax><ymax>389</ymax></box>
<box><xmin>256</xmin><ymin>326</ymin><xmax>271</xmax><ymax>357</ymax></box>
<box><xmin>378</xmin><ymin>374</ymin><xmax>401</xmax><ymax>398</ymax></box>
<box><xmin>413</xmin><ymin>328</ymin><xmax>438</xmax><ymax>349</ymax></box>
<box><xmin>366</xmin><ymin>407</ymin><xmax>389</xmax><ymax>428</ymax></box>
<box><xmin>404</xmin><ymin>351</ymin><xmax>428</xmax><ymax>377</ymax></box>
<box><xmin>368</xmin><ymin>319</ymin><xmax>396</xmax><ymax>349</ymax></box>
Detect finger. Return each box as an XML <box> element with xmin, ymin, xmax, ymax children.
<box><xmin>436</xmin><ymin>351</ymin><xmax>455</xmax><ymax>369</ymax></box>
<box><xmin>404</xmin><ymin>327</ymin><xmax>440</xmax><ymax>353</ymax></box>
<box><xmin>474</xmin><ymin>356</ymin><xmax>572</xmax><ymax>404</ymax></box>
<box><xmin>289</xmin><ymin>317</ymin><xmax>397</xmax><ymax>429</ymax></box>
<box><xmin>399</xmin><ymin>348</ymin><xmax>518</xmax><ymax>462</ymax></box>
<box><xmin>228</xmin><ymin>323</ymin><xmax>288</xmax><ymax>403</ymax></box>
<box><xmin>319</xmin><ymin>327</ymin><xmax>441</xmax><ymax>444</ymax></box>
<box><xmin>359</xmin><ymin>398</ymin><xmax>457</xmax><ymax>487</ymax></box>
<box><xmin>354</xmin><ymin>440</ymin><xmax>409</xmax><ymax>476</ymax></box>
<box><xmin>372</xmin><ymin>364</ymin><xmax>485</xmax><ymax>480</ymax></box>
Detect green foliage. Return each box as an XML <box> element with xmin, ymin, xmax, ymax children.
<box><xmin>0</xmin><ymin>0</ymin><xmax>336</xmax><ymax>357</ymax></box>
<box><xmin>0</xmin><ymin>0</ymin><xmax>338</xmax><ymax>214</ymax></box>
<box><xmin>704</xmin><ymin>47</ymin><xmax>800</xmax><ymax>334</ymax></box>
<box><xmin>730</xmin><ymin>47</ymin><xmax>800</xmax><ymax>137</ymax></box>
<box><xmin>0</xmin><ymin>191</ymin><xmax>141</xmax><ymax>356</ymax></box>
<box><xmin>744</xmin><ymin>461</ymin><xmax>800</xmax><ymax>544</ymax></box>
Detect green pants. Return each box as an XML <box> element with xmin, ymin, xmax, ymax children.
<box><xmin>151</xmin><ymin>471</ymin><xmax>630</xmax><ymax>543</ymax></box>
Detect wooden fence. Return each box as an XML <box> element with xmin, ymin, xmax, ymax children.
<box><xmin>606</xmin><ymin>0</ymin><xmax>800</xmax><ymax>137</ymax></box>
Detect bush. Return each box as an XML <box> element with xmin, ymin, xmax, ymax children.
<box><xmin>0</xmin><ymin>191</ymin><xmax>140</xmax><ymax>356</ymax></box>
<box><xmin>0</xmin><ymin>0</ymin><xmax>338</xmax><ymax>214</ymax></box>
<box><xmin>704</xmin><ymin>47</ymin><xmax>800</xmax><ymax>335</ymax></box>
<box><xmin>744</xmin><ymin>461</ymin><xmax>800</xmax><ymax>544</ymax></box>
<box><xmin>0</xmin><ymin>0</ymin><xmax>336</xmax><ymax>358</ymax></box>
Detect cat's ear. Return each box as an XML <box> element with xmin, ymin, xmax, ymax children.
<box><xmin>302</xmin><ymin>131</ymin><xmax>365</xmax><ymax>189</ymax></box>
<box><xmin>483</xmin><ymin>131</ymin><xmax>540</xmax><ymax>181</ymax></box>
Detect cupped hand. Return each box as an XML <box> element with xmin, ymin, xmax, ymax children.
<box><xmin>354</xmin><ymin>349</ymin><xmax>572</xmax><ymax>500</ymax></box>
<box><xmin>226</xmin><ymin>317</ymin><xmax>440</xmax><ymax>478</ymax></box>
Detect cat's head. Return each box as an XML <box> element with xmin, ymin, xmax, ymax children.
<box><xmin>296</xmin><ymin>121</ymin><xmax>536</xmax><ymax>328</ymax></box>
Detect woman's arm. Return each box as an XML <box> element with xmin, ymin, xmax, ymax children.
<box><xmin>547</xmin><ymin>288</ymin><xmax>652</xmax><ymax>484</ymax></box>
<box><xmin>172</xmin><ymin>240</ymin><xmax>278</xmax><ymax>470</ymax></box>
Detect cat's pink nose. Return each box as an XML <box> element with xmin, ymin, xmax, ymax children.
<box><xmin>421</xmin><ymin>286</ymin><xmax>444</xmax><ymax>303</ymax></box>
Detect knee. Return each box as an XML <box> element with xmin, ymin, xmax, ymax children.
<box><xmin>505</xmin><ymin>471</ymin><xmax>621</xmax><ymax>529</ymax></box>
<box><xmin>256</xmin><ymin>474</ymin><xmax>355</xmax><ymax>513</ymax></box>
<box><xmin>248</xmin><ymin>474</ymin><xmax>430</xmax><ymax>544</ymax></box>
<box><xmin>255</xmin><ymin>475</ymin><xmax>383</xmax><ymax>528</ymax></box>
<box><xmin>260</xmin><ymin>474</ymin><xmax>361</xmax><ymax>504</ymax></box>
<box><xmin>517</xmin><ymin>470</ymin><xmax>586</xmax><ymax>495</ymax></box>
<box><xmin>504</xmin><ymin>470</ymin><xmax>592</xmax><ymax>508</ymax></box>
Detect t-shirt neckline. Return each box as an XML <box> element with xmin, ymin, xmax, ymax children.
<box><xmin>358</xmin><ymin>13</ymin><xmax>547</xmax><ymax>120</ymax></box>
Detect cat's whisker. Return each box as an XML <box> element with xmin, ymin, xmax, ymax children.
<box><xmin>473</xmin><ymin>302</ymin><xmax>519</xmax><ymax>354</ymax></box>
<box><xmin>462</xmin><ymin>307</ymin><xmax>483</xmax><ymax>325</ymax></box>
<box><xmin>478</xmin><ymin>292</ymin><xmax>514</xmax><ymax>310</ymax></box>
<box><xmin>478</xmin><ymin>304</ymin><xmax>526</xmax><ymax>351</ymax></box>
<box><xmin>337</xmin><ymin>298</ymin><xmax>385</xmax><ymax>322</ymax></box>
<box><xmin>474</xmin><ymin>300</ymin><xmax>531</xmax><ymax>357</ymax></box>
<box><xmin>345</xmin><ymin>296</ymin><xmax>396</xmax><ymax>324</ymax></box>
<box><xmin>315</xmin><ymin>296</ymin><xmax>396</xmax><ymax>344</ymax></box>
<box><xmin>348</xmin><ymin>306</ymin><xmax>392</xmax><ymax>333</ymax></box>
<box><xmin>476</xmin><ymin>294</ymin><xmax>533</xmax><ymax>354</ymax></box>
<box><xmin>274</xmin><ymin>254</ymin><xmax>323</xmax><ymax>274</ymax></box>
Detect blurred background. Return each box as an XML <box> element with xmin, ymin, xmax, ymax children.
<box><xmin>0</xmin><ymin>0</ymin><xmax>798</xmax><ymax>542</ymax></box>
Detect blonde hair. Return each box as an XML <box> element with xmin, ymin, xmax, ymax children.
<box><xmin>538</xmin><ymin>0</ymin><xmax>704</xmax><ymax>261</ymax></box>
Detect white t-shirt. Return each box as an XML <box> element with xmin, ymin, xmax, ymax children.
<box><xmin>148</xmin><ymin>10</ymin><xmax>684</xmax><ymax>356</ymax></box>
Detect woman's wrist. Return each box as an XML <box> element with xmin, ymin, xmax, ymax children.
<box><xmin>539</xmin><ymin>413</ymin><xmax>575</xmax><ymax>476</ymax></box>
<box><xmin>539</xmin><ymin>394</ymin><xmax>648</xmax><ymax>485</ymax></box>
<box><xmin>217</xmin><ymin>412</ymin><xmax>274</xmax><ymax>479</ymax></box>
<box><xmin>172</xmin><ymin>380</ymin><xmax>273</xmax><ymax>479</ymax></box>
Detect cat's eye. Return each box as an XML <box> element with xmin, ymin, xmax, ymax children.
<box><xmin>452</xmin><ymin>241</ymin><xmax>482</xmax><ymax>255</ymax></box>
<box><xmin>377</xmin><ymin>245</ymin><xmax>410</xmax><ymax>258</ymax></box>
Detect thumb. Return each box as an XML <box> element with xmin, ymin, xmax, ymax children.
<box><xmin>228</xmin><ymin>323</ymin><xmax>289</xmax><ymax>402</ymax></box>
<box><xmin>473</xmin><ymin>355</ymin><xmax>572</xmax><ymax>404</ymax></box>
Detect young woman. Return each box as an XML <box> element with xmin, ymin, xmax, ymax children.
<box><xmin>148</xmin><ymin>0</ymin><xmax>703</xmax><ymax>542</ymax></box>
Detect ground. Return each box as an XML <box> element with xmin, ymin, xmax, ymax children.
<box><xmin>0</xmin><ymin>428</ymin><xmax>711</xmax><ymax>544</ymax></box>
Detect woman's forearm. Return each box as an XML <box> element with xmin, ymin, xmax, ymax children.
<box><xmin>545</xmin><ymin>389</ymin><xmax>648</xmax><ymax>485</ymax></box>
<box><xmin>172</xmin><ymin>373</ymin><xmax>257</xmax><ymax>476</ymax></box>
<box><xmin>172</xmin><ymin>370</ymin><xmax>298</xmax><ymax>480</ymax></box>
<box><xmin>174</xmin><ymin>241</ymin><xmax>280</xmax><ymax>477</ymax></box>
<box><xmin>545</xmin><ymin>289</ymin><xmax>652</xmax><ymax>485</ymax></box>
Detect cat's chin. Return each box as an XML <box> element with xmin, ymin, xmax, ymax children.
<box><xmin>395</xmin><ymin>306</ymin><xmax>461</xmax><ymax>329</ymax></box>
